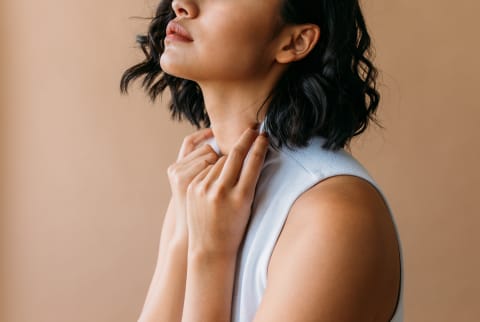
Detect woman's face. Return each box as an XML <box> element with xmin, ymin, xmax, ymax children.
<box><xmin>159</xmin><ymin>0</ymin><xmax>285</xmax><ymax>84</ymax></box>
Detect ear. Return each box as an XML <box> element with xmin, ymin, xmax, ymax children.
<box><xmin>275</xmin><ymin>24</ymin><xmax>320</xmax><ymax>64</ymax></box>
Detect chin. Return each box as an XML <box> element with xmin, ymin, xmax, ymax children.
<box><xmin>160</xmin><ymin>54</ymin><xmax>193</xmax><ymax>80</ymax></box>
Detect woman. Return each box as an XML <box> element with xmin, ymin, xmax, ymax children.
<box><xmin>120</xmin><ymin>0</ymin><xmax>403</xmax><ymax>321</ymax></box>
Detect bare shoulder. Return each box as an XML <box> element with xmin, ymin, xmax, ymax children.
<box><xmin>254</xmin><ymin>175</ymin><xmax>401</xmax><ymax>322</ymax></box>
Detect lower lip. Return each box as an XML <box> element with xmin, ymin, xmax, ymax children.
<box><xmin>165</xmin><ymin>34</ymin><xmax>193</xmax><ymax>43</ymax></box>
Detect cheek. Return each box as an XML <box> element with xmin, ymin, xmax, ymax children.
<box><xmin>160</xmin><ymin>9</ymin><xmax>278</xmax><ymax>81</ymax></box>
<box><xmin>197</xmin><ymin>22</ymin><xmax>274</xmax><ymax>78</ymax></box>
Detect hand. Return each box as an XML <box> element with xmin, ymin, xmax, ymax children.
<box><xmin>167</xmin><ymin>128</ymin><xmax>220</xmax><ymax>244</ymax></box>
<box><xmin>185</xmin><ymin>126</ymin><xmax>269</xmax><ymax>258</ymax></box>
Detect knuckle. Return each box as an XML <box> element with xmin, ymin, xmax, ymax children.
<box><xmin>234</xmin><ymin>187</ymin><xmax>249</xmax><ymax>201</ymax></box>
<box><xmin>194</xmin><ymin>182</ymin><xmax>207</xmax><ymax>196</ymax></box>
<box><xmin>250</xmin><ymin>150</ymin><xmax>264</xmax><ymax>160</ymax></box>
<box><xmin>204</xmin><ymin>144</ymin><xmax>217</xmax><ymax>154</ymax></box>
<box><xmin>166</xmin><ymin>163</ymin><xmax>177</xmax><ymax>178</ymax></box>
<box><xmin>186</xmin><ymin>184</ymin><xmax>194</xmax><ymax>196</ymax></box>
<box><xmin>182</xmin><ymin>134</ymin><xmax>195</xmax><ymax>147</ymax></box>
<box><xmin>209</xmin><ymin>184</ymin><xmax>226</xmax><ymax>201</ymax></box>
<box><xmin>171</xmin><ymin>175</ymin><xmax>184</xmax><ymax>188</ymax></box>
<box><xmin>193</xmin><ymin>143</ymin><xmax>212</xmax><ymax>155</ymax></box>
<box><xmin>202</xmin><ymin>159</ymin><xmax>212</xmax><ymax>168</ymax></box>
<box><xmin>205</xmin><ymin>152</ymin><xmax>218</xmax><ymax>163</ymax></box>
<box><xmin>215</xmin><ymin>184</ymin><xmax>227</xmax><ymax>196</ymax></box>
<box><xmin>230</xmin><ymin>146</ymin><xmax>244</xmax><ymax>158</ymax></box>
<box><xmin>186</xmin><ymin>181</ymin><xmax>197</xmax><ymax>194</ymax></box>
<box><xmin>167</xmin><ymin>164</ymin><xmax>186</xmax><ymax>187</ymax></box>
<box><xmin>187</xmin><ymin>174</ymin><xmax>209</xmax><ymax>194</ymax></box>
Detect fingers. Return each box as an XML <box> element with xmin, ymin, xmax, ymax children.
<box><xmin>180</xmin><ymin>142</ymin><xmax>218</xmax><ymax>166</ymax></box>
<box><xmin>203</xmin><ymin>155</ymin><xmax>227</xmax><ymax>186</ymax></box>
<box><xmin>173</xmin><ymin>125</ymin><xmax>268</xmax><ymax>198</ymax></box>
<box><xmin>218</xmin><ymin>126</ymin><xmax>261</xmax><ymax>188</ymax></box>
<box><xmin>177</xmin><ymin>157</ymin><xmax>216</xmax><ymax>183</ymax></box>
<box><xmin>176</xmin><ymin>128</ymin><xmax>214</xmax><ymax>161</ymax></box>
<box><xmin>190</xmin><ymin>163</ymin><xmax>214</xmax><ymax>186</ymax></box>
<box><xmin>236</xmin><ymin>132</ymin><xmax>269</xmax><ymax>196</ymax></box>
<box><xmin>169</xmin><ymin>144</ymin><xmax>219</xmax><ymax>191</ymax></box>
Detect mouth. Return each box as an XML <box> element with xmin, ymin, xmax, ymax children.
<box><xmin>165</xmin><ymin>20</ymin><xmax>193</xmax><ymax>42</ymax></box>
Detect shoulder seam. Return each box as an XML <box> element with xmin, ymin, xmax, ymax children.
<box><xmin>276</xmin><ymin>146</ymin><xmax>323</xmax><ymax>180</ymax></box>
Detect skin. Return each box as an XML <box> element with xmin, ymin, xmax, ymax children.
<box><xmin>139</xmin><ymin>0</ymin><xmax>401</xmax><ymax>321</ymax></box>
<box><xmin>138</xmin><ymin>129</ymin><xmax>220</xmax><ymax>321</ymax></box>
<box><xmin>160</xmin><ymin>0</ymin><xmax>320</xmax><ymax>156</ymax></box>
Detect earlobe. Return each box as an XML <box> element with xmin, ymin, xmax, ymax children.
<box><xmin>275</xmin><ymin>24</ymin><xmax>320</xmax><ymax>64</ymax></box>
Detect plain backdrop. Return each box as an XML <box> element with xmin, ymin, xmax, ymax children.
<box><xmin>1</xmin><ymin>0</ymin><xmax>479</xmax><ymax>321</ymax></box>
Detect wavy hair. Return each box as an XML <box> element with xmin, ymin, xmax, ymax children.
<box><xmin>120</xmin><ymin>0</ymin><xmax>382</xmax><ymax>151</ymax></box>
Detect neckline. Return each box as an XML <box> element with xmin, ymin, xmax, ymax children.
<box><xmin>206</xmin><ymin>118</ymin><xmax>268</xmax><ymax>156</ymax></box>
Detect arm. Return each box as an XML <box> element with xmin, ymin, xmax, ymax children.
<box><xmin>252</xmin><ymin>175</ymin><xmax>401</xmax><ymax>322</ymax></box>
<box><xmin>138</xmin><ymin>197</ymin><xmax>188</xmax><ymax>322</ymax></box>
<box><xmin>139</xmin><ymin>128</ymin><xmax>218</xmax><ymax>321</ymax></box>
<box><xmin>180</xmin><ymin>126</ymin><xmax>268</xmax><ymax>322</ymax></box>
<box><xmin>181</xmin><ymin>251</ymin><xmax>237</xmax><ymax>322</ymax></box>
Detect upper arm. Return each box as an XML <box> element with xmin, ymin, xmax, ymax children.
<box><xmin>253</xmin><ymin>175</ymin><xmax>401</xmax><ymax>322</ymax></box>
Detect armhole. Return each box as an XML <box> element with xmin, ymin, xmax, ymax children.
<box><xmin>302</xmin><ymin>173</ymin><xmax>403</xmax><ymax>321</ymax></box>
<box><xmin>336</xmin><ymin>174</ymin><xmax>403</xmax><ymax>321</ymax></box>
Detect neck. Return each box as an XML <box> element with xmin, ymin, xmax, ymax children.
<box><xmin>198</xmin><ymin>78</ymin><xmax>276</xmax><ymax>156</ymax></box>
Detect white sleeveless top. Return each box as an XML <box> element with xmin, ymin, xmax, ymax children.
<box><xmin>203</xmin><ymin>121</ymin><xmax>403</xmax><ymax>322</ymax></box>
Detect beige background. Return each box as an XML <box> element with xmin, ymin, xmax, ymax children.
<box><xmin>1</xmin><ymin>0</ymin><xmax>479</xmax><ymax>321</ymax></box>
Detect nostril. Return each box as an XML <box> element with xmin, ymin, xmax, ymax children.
<box><xmin>172</xmin><ymin>0</ymin><xmax>198</xmax><ymax>18</ymax></box>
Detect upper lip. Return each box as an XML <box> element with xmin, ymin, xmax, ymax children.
<box><xmin>166</xmin><ymin>20</ymin><xmax>193</xmax><ymax>41</ymax></box>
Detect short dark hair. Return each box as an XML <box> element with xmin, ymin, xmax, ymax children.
<box><xmin>120</xmin><ymin>0</ymin><xmax>382</xmax><ymax>151</ymax></box>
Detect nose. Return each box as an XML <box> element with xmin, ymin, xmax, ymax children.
<box><xmin>172</xmin><ymin>0</ymin><xmax>199</xmax><ymax>18</ymax></box>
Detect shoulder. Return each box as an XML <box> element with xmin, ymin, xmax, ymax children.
<box><xmin>255</xmin><ymin>175</ymin><xmax>401</xmax><ymax>322</ymax></box>
<box><xmin>289</xmin><ymin>174</ymin><xmax>391</xmax><ymax>226</ymax></box>
<box><xmin>272</xmin><ymin>136</ymin><xmax>372</xmax><ymax>183</ymax></box>
<box><xmin>270</xmin><ymin>175</ymin><xmax>399</xmax><ymax>279</ymax></box>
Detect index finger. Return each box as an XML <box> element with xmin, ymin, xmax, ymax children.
<box><xmin>218</xmin><ymin>126</ymin><xmax>259</xmax><ymax>187</ymax></box>
<box><xmin>177</xmin><ymin>127</ymin><xmax>214</xmax><ymax>161</ymax></box>
<box><xmin>235</xmin><ymin>133</ymin><xmax>269</xmax><ymax>196</ymax></box>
